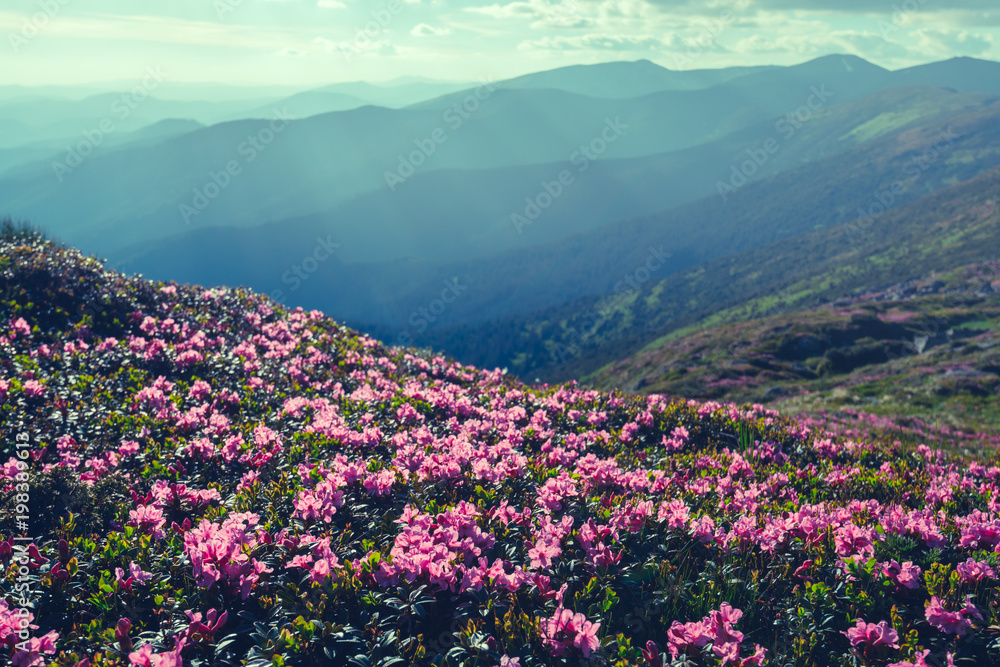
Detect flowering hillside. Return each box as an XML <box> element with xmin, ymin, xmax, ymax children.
<box><xmin>2</xmin><ymin>237</ymin><xmax>1000</xmax><ymax>667</ymax></box>
<box><xmin>589</xmin><ymin>265</ymin><xmax>1000</xmax><ymax>452</ymax></box>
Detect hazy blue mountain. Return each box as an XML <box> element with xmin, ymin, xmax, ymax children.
<box><xmin>111</xmin><ymin>88</ymin><xmax>1000</xmax><ymax>335</ymax></box>
<box><xmin>0</xmin><ymin>86</ymin><xmax>110</xmax><ymax>102</ymax></box>
<box><xmin>0</xmin><ymin>118</ymin><xmax>205</xmax><ymax>177</ymax></box>
<box><xmin>0</xmin><ymin>92</ymin><xmax>275</xmax><ymax>132</ymax></box>
<box><xmin>0</xmin><ymin>82</ymin><xmax>301</xmax><ymax>103</ymax></box>
<box><xmin>115</xmin><ymin>85</ymin><xmax>989</xmax><ymax>269</ymax></box>
<box><xmin>0</xmin><ymin>119</ymin><xmax>32</xmax><ymax>149</ymax></box>
<box><xmin>6</xmin><ymin>55</ymin><xmax>1000</xmax><ymax>282</ymax></box>
<box><xmin>6</xmin><ymin>74</ymin><xmax>907</xmax><ymax>253</ymax></box>
<box><xmin>354</xmin><ymin>107</ymin><xmax>1000</xmax><ymax>380</ymax></box>
<box><xmin>470</xmin><ymin>159</ymin><xmax>1000</xmax><ymax>384</ymax></box>
<box><xmin>235</xmin><ymin>80</ymin><xmax>474</xmax><ymax>120</ymax></box>
<box><xmin>104</xmin><ymin>118</ymin><xmax>205</xmax><ymax>147</ymax></box>
<box><xmin>313</xmin><ymin>80</ymin><xmax>475</xmax><ymax>106</ymax></box>
<box><xmin>723</xmin><ymin>54</ymin><xmax>888</xmax><ymax>94</ymax></box>
<box><xmin>0</xmin><ymin>97</ymin><xmax>267</xmax><ymax>152</ymax></box>
<box><xmin>238</xmin><ymin>91</ymin><xmax>374</xmax><ymax>120</ymax></box>
<box><xmin>0</xmin><ymin>145</ymin><xmax>55</xmax><ymax>178</ymax></box>
<box><xmin>417</xmin><ymin>54</ymin><xmax>888</xmax><ymax>111</ymax></box>
<box><xmin>499</xmin><ymin>59</ymin><xmax>779</xmax><ymax>97</ymax></box>
<box><xmin>885</xmin><ymin>56</ymin><xmax>1000</xmax><ymax>95</ymax></box>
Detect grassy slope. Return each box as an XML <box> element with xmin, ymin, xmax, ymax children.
<box><xmin>588</xmin><ymin>266</ymin><xmax>1000</xmax><ymax>448</ymax></box>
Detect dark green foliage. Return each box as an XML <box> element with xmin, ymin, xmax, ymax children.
<box><xmin>0</xmin><ymin>466</ymin><xmax>131</xmax><ymax>537</ymax></box>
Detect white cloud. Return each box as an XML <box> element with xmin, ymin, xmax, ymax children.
<box><xmin>411</xmin><ymin>23</ymin><xmax>451</xmax><ymax>36</ymax></box>
<box><xmin>465</xmin><ymin>0</ymin><xmax>593</xmax><ymax>28</ymax></box>
<box><xmin>914</xmin><ymin>28</ymin><xmax>994</xmax><ymax>56</ymax></box>
<box><xmin>314</xmin><ymin>35</ymin><xmax>398</xmax><ymax>56</ymax></box>
<box><xmin>729</xmin><ymin>28</ymin><xmax>912</xmax><ymax>61</ymax></box>
<box><xmin>519</xmin><ymin>33</ymin><xmax>665</xmax><ymax>50</ymax></box>
<box><xmin>0</xmin><ymin>11</ymin><xmax>306</xmax><ymax>50</ymax></box>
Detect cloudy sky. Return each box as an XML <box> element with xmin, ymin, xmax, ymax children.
<box><xmin>2</xmin><ymin>0</ymin><xmax>998</xmax><ymax>89</ymax></box>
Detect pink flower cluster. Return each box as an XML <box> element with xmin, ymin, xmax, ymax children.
<box><xmin>576</xmin><ymin>518</ymin><xmax>621</xmax><ymax>569</ymax></box>
<box><xmin>924</xmin><ymin>595</ymin><xmax>982</xmax><ymax>637</ymax></box>
<box><xmin>528</xmin><ymin>515</ymin><xmax>573</xmax><ymax>570</ymax></box>
<box><xmin>881</xmin><ymin>560</ymin><xmax>922</xmax><ymax>590</ymax></box>
<box><xmin>956</xmin><ymin>558</ymin><xmax>996</xmax><ymax>582</ymax></box>
<box><xmin>183</xmin><ymin>512</ymin><xmax>272</xmax><ymax>599</ymax></box>
<box><xmin>842</xmin><ymin>618</ymin><xmax>899</xmax><ymax>649</ymax></box>
<box><xmin>0</xmin><ymin>601</ymin><xmax>58</xmax><ymax>667</ymax></box>
<box><xmin>540</xmin><ymin>607</ymin><xmax>601</xmax><ymax>657</ymax></box>
<box><xmin>888</xmin><ymin>649</ymin><xmax>956</xmax><ymax>667</ymax></box>
<box><xmin>293</xmin><ymin>477</ymin><xmax>345</xmax><ymax>524</ymax></box>
<box><xmin>284</xmin><ymin>534</ymin><xmax>342</xmax><ymax>584</ymax></box>
<box><xmin>13</xmin><ymin>632</ymin><xmax>58</xmax><ymax>667</ymax></box>
<box><xmin>373</xmin><ymin>502</ymin><xmax>497</xmax><ymax>591</ymax></box>
<box><xmin>667</xmin><ymin>604</ymin><xmax>765</xmax><ymax>666</ymax></box>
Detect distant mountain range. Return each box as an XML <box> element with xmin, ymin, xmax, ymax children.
<box><xmin>3</xmin><ymin>54</ymin><xmax>914</xmax><ymax>254</ymax></box>
<box><xmin>422</xmin><ymin>154</ymin><xmax>1000</xmax><ymax>385</ymax></box>
<box><xmin>114</xmin><ymin>85</ymin><xmax>1000</xmax><ymax>325</ymax></box>
<box><xmin>3</xmin><ymin>53</ymin><xmax>1000</xmax><ymax>399</ymax></box>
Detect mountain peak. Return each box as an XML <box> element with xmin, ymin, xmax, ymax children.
<box><xmin>798</xmin><ymin>53</ymin><xmax>887</xmax><ymax>72</ymax></box>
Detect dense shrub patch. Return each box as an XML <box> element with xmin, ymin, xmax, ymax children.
<box><xmin>2</xmin><ymin>239</ymin><xmax>1000</xmax><ymax>666</ymax></box>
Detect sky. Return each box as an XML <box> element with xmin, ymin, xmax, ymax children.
<box><xmin>1</xmin><ymin>0</ymin><xmax>999</xmax><ymax>90</ymax></box>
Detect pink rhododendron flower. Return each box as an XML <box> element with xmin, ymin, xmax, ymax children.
<box><xmin>183</xmin><ymin>513</ymin><xmax>272</xmax><ymax>599</ymax></box>
<box><xmin>128</xmin><ymin>504</ymin><xmax>166</xmax><ymax>539</ymax></box>
<box><xmin>882</xmin><ymin>560</ymin><xmax>921</xmax><ymax>590</ymax></box>
<box><xmin>12</xmin><ymin>631</ymin><xmax>58</xmax><ymax>667</ymax></box>
<box><xmin>925</xmin><ymin>596</ymin><xmax>982</xmax><ymax>637</ymax></box>
<box><xmin>10</xmin><ymin>318</ymin><xmax>30</xmax><ymax>338</ymax></box>
<box><xmin>667</xmin><ymin>604</ymin><xmax>762</xmax><ymax>666</ymax></box>
<box><xmin>293</xmin><ymin>479</ymin><xmax>344</xmax><ymax>523</ymax></box>
<box><xmin>21</xmin><ymin>380</ymin><xmax>45</xmax><ymax>397</ymax></box>
<box><xmin>956</xmin><ymin>558</ymin><xmax>996</xmax><ymax>583</ymax></box>
<box><xmin>540</xmin><ymin>607</ymin><xmax>601</xmax><ymax>657</ymax></box>
<box><xmin>843</xmin><ymin>618</ymin><xmax>900</xmax><ymax>649</ymax></box>
<box><xmin>888</xmin><ymin>650</ymin><xmax>933</xmax><ymax>667</ymax></box>
<box><xmin>129</xmin><ymin>641</ymin><xmax>185</xmax><ymax>667</ymax></box>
